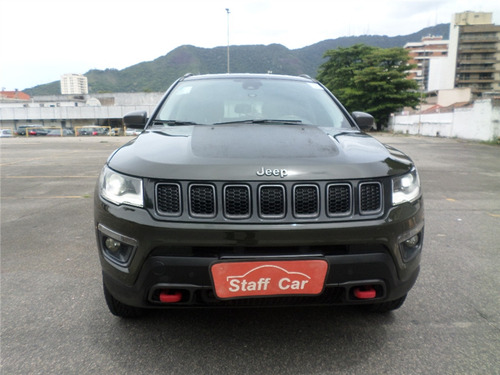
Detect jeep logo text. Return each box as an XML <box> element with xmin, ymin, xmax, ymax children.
<box><xmin>256</xmin><ymin>167</ymin><xmax>288</xmax><ymax>178</ymax></box>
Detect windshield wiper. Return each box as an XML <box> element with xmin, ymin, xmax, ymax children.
<box><xmin>152</xmin><ymin>120</ymin><xmax>200</xmax><ymax>126</ymax></box>
<box><xmin>213</xmin><ymin>119</ymin><xmax>303</xmax><ymax>125</ymax></box>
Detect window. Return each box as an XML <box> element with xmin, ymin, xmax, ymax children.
<box><xmin>157</xmin><ymin>78</ymin><xmax>352</xmax><ymax>129</ymax></box>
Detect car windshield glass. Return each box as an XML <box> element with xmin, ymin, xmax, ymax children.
<box><xmin>154</xmin><ymin>77</ymin><xmax>353</xmax><ymax>129</ymax></box>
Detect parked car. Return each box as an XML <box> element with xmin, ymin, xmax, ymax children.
<box><xmin>94</xmin><ymin>127</ymin><xmax>109</xmax><ymax>136</ymax></box>
<box><xmin>47</xmin><ymin>129</ymin><xmax>75</xmax><ymax>137</ymax></box>
<box><xmin>95</xmin><ymin>73</ymin><xmax>424</xmax><ymax>318</ymax></box>
<box><xmin>79</xmin><ymin>127</ymin><xmax>96</xmax><ymax>136</ymax></box>
<box><xmin>0</xmin><ymin>129</ymin><xmax>13</xmax><ymax>137</ymax></box>
<box><xmin>79</xmin><ymin>126</ymin><xmax>108</xmax><ymax>136</ymax></box>
<box><xmin>17</xmin><ymin>125</ymin><xmax>48</xmax><ymax>136</ymax></box>
<box><xmin>109</xmin><ymin>128</ymin><xmax>123</xmax><ymax>136</ymax></box>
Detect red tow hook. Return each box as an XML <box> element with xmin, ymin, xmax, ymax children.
<box><xmin>353</xmin><ymin>286</ymin><xmax>377</xmax><ymax>300</ymax></box>
<box><xmin>159</xmin><ymin>290</ymin><xmax>183</xmax><ymax>303</ymax></box>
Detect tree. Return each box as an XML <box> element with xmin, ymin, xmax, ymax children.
<box><xmin>317</xmin><ymin>44</ymin><xmax>420</xmax><ymax>130</ymax></box>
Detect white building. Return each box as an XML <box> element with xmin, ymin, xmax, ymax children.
<box><xmin>404</xmin><ymin>36</ymin><xmax>449</xmax><ymax>91</ymax></box>
<box><xmin>60</xmin><ymin>74</ymin><xmax>89</xmax><ymax>95</ymax></box>
<box><xmin>0</xmin><ymin>92</ymin><xmax>163</xmax><ymax>130</ymax></box>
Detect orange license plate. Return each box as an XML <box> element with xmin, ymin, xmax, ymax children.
<box><xmin>211</xmin><ymin>260</ymin><xmax>328</xmax><ymax>299</ymax></box>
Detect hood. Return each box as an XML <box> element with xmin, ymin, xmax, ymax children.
<box><xmin>108</xmin><ymin>124</ymin><xmax>412</xmax><ymax>180</ymax></box>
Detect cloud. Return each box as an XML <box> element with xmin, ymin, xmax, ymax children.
<box><xmin>1</xmin><ymin>0</ymin><xmax>500</xmax><ymax>90</ymax></box>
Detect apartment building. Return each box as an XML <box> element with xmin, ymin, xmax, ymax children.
<box><xmin>454</xmin><ymin>13</ymin><xmax>500</xmax><ymax>95</ymax></box>
<box><xmin>446</xmin><ymin>11</ymin><xmax>500</xmax><ymax>96</ymax></box>
<box><xmin>405</xmin><ymin>36</ymin><xmax>449</xmax><ymax>91</ymax></box>
<box><xmin>60</xmin><ymin>73</ymin><xmax>88</xmax><ymax>95</ymax></box>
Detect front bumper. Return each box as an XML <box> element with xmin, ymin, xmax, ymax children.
<box><xmin>95</xmin><ymin>195</ymin><xmax>424</xmax><ymax>308</ymax></box>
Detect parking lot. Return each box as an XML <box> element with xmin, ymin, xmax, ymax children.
<box><xmin>1</xmin><ymin>135</ymin><xmax>499</xmax><ymax>375</ymax></box>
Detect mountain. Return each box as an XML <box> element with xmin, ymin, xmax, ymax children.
<box><xmin>26</xmin><ymin>23</ymin><xmax>449</xmax><ymax>96</ymax></box>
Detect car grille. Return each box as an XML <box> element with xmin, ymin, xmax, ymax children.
<box><xmin>259</xmin><ymin>185</ymin><xmax>286</xmax><ymax>218</ymax></box>
<box><xmin>154</xmin><ymin>180</ymin><xmax>384</xmax><ymax>223</ymax></box>
<box><xmin>156</xmin><ymin>183</ymin><xmax>181</xmax><ymax>215</ymax></box>
<box><xmin>224</xmin><ymin>185</ymin><xmax>251</xmax><ymax>218</ymax></box>
<box><xmin>190</xmin><ymin>184</ymin><xmax>216</xmax><ymax>217</ymax></box>
<box><xmin>359</xmin><ymin>182</ymin><xmax>383</xmax><ymax>214</ymax></box>
<box><xmin>327</xmin><ymin>184</ymin><xmax>352</xmax><ymax>216</ymax></box>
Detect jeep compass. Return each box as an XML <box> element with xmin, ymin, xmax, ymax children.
<box><xmin>94</xmin><ymin>73</ymin><xmax>424</xmax><ymax>317</ymax></box>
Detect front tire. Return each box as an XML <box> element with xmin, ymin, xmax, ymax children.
<box><xmin>103</xmin><ymin>283</ymin><xmax>144</xmax><ymax>318</ymax></box>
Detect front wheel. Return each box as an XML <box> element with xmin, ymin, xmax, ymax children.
<box><xmin>103</xmin><ymin>283</ymin><xmax>144</xmax><ymax>318</ymax></box>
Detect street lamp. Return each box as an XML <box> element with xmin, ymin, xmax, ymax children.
<box><xmin>226</xmin><ymin>8</ymin><xmax>230</xmax><ymax>73</ymax></box>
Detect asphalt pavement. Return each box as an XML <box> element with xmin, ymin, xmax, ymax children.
<box><xmin>1</xmin><ymin>135</ymin><xmax>499</xmax><ymax>375</ymax></box>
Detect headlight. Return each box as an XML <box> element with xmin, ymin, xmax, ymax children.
<box><xmin>392</xmin><ymin>168</ymin><xmax>421</xmax><ymax>205</ymax></box>
<box><xmin>99</xmin><ymin>166</ymin><xmax>143</xmax><ymax>207</ymax></box>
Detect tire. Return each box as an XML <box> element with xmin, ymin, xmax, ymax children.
<box><xmin>363</xmin><ymin>294</ymin><xmax>407</xmax><ymax>313</ymax></box>
<box><xmin>103</xmin><ymin>283</ymin><xmax>144</xmax><ymax>318</ymax></box>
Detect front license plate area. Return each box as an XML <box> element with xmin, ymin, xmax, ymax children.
<box><xmin>210</xmin><ymin>260</ymin><xmax>328</xmax><ymax>299</ymax></box>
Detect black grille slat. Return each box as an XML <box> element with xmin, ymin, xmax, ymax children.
<box><xmin>224</xmin><ymin>185</ymin><xmax>251</xmax><ymax>218</ymax></box>
<box><xmin>154</xmin><ymin>180</ymin><xmax>385</xmax><ymax>221</ymax></box>
<box><xmin>156</xmin><ymin>183</ymin><xmax>181</xmax><ymax>215</ymax></box>
<box><xmin>359</xmin><ymin>182</ymin><xmax>382</xmax><ymax>214</ymax></box>
<box><xmin>294</xmin><ymin>185</ymin><xmax>319</xmax><ymax>217</ymax></box>
<box><xmin>190</xmin><ymin>184</ymin><xmax>216</xmax><ymax>217</ymax></box>
<box><xmin>327</xmin><ymin>184</ymin><xmax>352</xmax><ymax>216</ymax></box>
<box><xmin>259</xmin><ymin>185</ymin><xmax>285</xmax><ymax>218</ymax></box>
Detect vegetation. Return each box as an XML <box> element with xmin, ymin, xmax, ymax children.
<box><xmin>317</xmin><ymin>44</ymin><xmax>420</xmax><ymax>129</ymax></box>
<box><xmin>25</xmin><ymin>24</ymin><xmax>448</xmax><ymax>96</ymax></box>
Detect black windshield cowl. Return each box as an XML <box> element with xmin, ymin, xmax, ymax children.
<box><xmin>213</xmin><ymin>119</ymin><xmax>303</xmax><ymax>126</ymax></box>
<box><xmin>152</xmin><ymin>120</ymin><xmax>201</xmax><ymax>126</ymax></box>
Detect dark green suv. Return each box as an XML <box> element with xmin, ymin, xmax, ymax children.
<box><xmin>94</xmin><ymin>74</ymin><xmax>424</xmax><ymax>317</ymax></box>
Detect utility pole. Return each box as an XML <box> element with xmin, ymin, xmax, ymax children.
<box><xmin>226</xmin><ymin>8</ymin><xmax>230</xmax><ymax>73</ymax></box>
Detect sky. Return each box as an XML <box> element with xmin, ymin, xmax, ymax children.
<box><xmin>1</xmin><ymin>0</ymin><xmax>500</xmax><ymax>91</ymax></box>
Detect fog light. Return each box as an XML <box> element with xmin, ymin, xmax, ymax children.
<box><xmin>105</xmin><ymin>237</ymin><xmax>122</xmax><ymax>252</ymax></box>
<box><xmin>404</xmin><ymin>234</ymin><xmax>419</xmax><ymax>248</ymax></box>
<box><xmin>400</xmin><ymin>231</ymin><xmax>423</xmax><ymax>263</ymax></box>
<box><xmin>98</xmin><ymin>224</ymin><xmax>138</xmax><ymax>268</ymax></box>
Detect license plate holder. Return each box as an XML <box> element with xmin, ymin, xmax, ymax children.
<box><xmin>210</xmin><ymin>259</ymin><xmax>328</xmax><ymax>299</ymax></box>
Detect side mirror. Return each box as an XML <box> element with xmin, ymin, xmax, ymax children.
<box><xmin>351</xmin><ymin>111</ymin><xmax>375</xmax><ymax>131</ymax></box>
<box><xmin>124</xmin><ymin>111</ymin><xmax>147</xmax><ymax>129</ymax></box>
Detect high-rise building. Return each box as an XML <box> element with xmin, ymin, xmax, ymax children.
<box><xmin>450</xmin><ymin>11</ymin><xmax>500</xmax><ymax>96</ymax></box>
<box><xmin>60</xmin><ymin>73</ymin><xmax>88</xmax><ymax>95</ymax></box>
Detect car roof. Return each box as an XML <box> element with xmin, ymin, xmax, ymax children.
<box><xmin>181</xmin><ymin>73</ymin><xmax>315</xmax><ymax>83</ymax></box>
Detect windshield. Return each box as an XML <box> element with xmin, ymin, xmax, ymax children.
<box><xmin>154</xmin><ymin>77</ymin><xmax>353</xmax><ymax>129</ymax></box>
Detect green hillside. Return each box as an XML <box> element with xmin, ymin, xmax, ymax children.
<box><xmin>27</xmin><ymin>24</ymin><xmax>449</xmax><ymax>95</ymax></box>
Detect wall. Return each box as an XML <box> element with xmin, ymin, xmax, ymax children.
<box><xmin>0</xmin><ymin>105</ymin><xmax>157</xmax><ymax>121</ymax></box>
<box><xmin>0</xmin><ymin>92</ymin><xmax>164</xmax><ymax>129</ymax></box>
<box><xmin>28</xmin><ymin>92</ymin><xmax>164</xmax><ymax>106</ymax></box>
<box><xmin>437</xmin><ymin>88</ymin><xmax>471</xmax><ymax>107</ymax></box>
<box><xmin>390</xmin><ymin>99</ymin><xmax>500</xmax><ymax>142</ymax></box>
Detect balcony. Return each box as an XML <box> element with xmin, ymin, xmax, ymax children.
<box><xmin>457</xmin><ymin>66</ymin><xmax>496</xmax><ymax>73</ymax></box>
<box><xmin>458</xmin><ymin>59</ymin><xmax>497</xmax><ymax>64</ymax></box>
<box><xmin>456</xmin><ymin>78</ymin><xmax>496</xmax><ymax>84</ymax></box>
<box><xmin>458</xmin><ymin>47</ymin><xmax>497</xmax><ymax>54</ymax></box>
<box><xmin>459</xmin><ymin>38</ymin><xmax>498</xmax><ymax>44</ymax></box>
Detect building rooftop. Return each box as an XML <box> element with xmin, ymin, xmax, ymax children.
<box><xmin>0</xmin><ymin>91</ymin><xmax>31</xmax><ymax>101</ymax></box>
